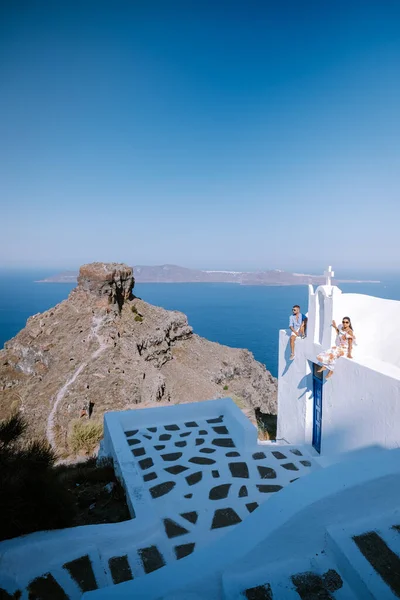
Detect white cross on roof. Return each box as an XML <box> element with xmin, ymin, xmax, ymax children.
<box><xmin>324</xmin><ymin>265</ymin><xmax>334</xmax><ymax>286</ymax></box>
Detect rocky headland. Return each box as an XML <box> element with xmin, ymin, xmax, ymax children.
<box><xmin>0</xmin><ymin>263</ymin><xmax>277</xmax><ymax>458</ymax></box>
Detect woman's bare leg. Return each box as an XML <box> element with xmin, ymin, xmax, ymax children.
<box><xmin>326</xmin><ymin>369</ymin><xmax>334</xmax><ymax>379</ymax></box>
<box><xmin>316</xmin><ymin>366</ymin><xmax>327</xmax><ymax>373</ymax></box>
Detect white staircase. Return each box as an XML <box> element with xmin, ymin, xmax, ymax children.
<box><xmin>223</xmin><ymin>555</ymin><xmax>359</xmax><ymax>599</ymax></box>
<box><xmin>327</xmin><ymin>511</ymin><xmax>400</xmax><ymax>600</ymax></box>
<box><xmin>0</xmin><ymin>398</ymin><xmax>318</xmax><ymax>600</ymax></box>
<box><xmin>81</xmin><ymin>446</ymin><xmax>400</xmax><ymax>600</ymax></box>
<box><xmin>221</xmin><ymin>512</ymin><xmax>400</xmax><ymax>599</ymax></box>
<box><xmin>3</xmin><ymin>401</ymin><xmax>400</xmax><ymax>600</ymax></box>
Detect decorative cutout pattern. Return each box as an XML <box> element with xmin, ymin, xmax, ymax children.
<box><xmin>211</xmin><ymin>508</ymin><xmax>242</xmax><ymax>529</ymax></box>
<box><xmin>138</xmin><ymin>546</ymin><xmax>165</xmax><ymax>574</ymax></box>
<box><xmin>244</xmin><ymin>582</ymin><xmax>273</xmax><ymax>600</ymax></box>
<box><xmin>117</xmin><ymin>414</ymin><xmax>318</xmax><ymax>583</ymax></box>
<box><xmin>163</xmin><ymin>519</ymin><xmax>190</xmax><ymax>539</ymax></box>
<box><xmin>175</xmin><ymin>543</ymin><xmax>195</xmax><ymax>560</ymax></box>
<box><xmin>6</xmin><ymin>412</ymin><xmax>319</xmax><ymax>600</ymax></box>
<box><xmin>108</xmin><ymin>555</ymin><xmax>133</xmax><ymax>585</ymax></box>
<box><xmin>150</xmin><ymin>481</ymin><xmax>176</xmax><ymax>498</ymax></box>
<box><xmin>27</xmin><ymin>574</ymin><xmax>69</xmax><ymax>599</ymax></box>
<box><xmin>63</xmin><ymin>555</ymin><xmax>98</xmax><ymax>593</ymax></box>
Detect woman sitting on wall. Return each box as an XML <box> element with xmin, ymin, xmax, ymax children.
<box><xmin>316</xmin><ymin>317</ymin><xmax>355</xmax><ymax>379</ymax></box>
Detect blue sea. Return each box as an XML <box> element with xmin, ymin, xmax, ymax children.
<box><xmin>1</xmin><ymin>270</ymin><xmax>400</xmax><ymax>378</ymax></box>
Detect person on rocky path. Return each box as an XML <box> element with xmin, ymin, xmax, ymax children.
<box><xmin>289</xmin><ymin>305</ymin><xmax>307</xmax><ymax>360</ymax></box>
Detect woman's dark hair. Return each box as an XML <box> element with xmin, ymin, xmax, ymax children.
<box><xmin>342</xmin><ymin>316</ymin><xmax>354</xmax><ymax>333</ymax></box>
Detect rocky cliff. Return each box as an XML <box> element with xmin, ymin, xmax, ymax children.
<box><xmin>0</xmin><ymin>263</ymin><xmax>277</xmax><ymax>457</ymax></box>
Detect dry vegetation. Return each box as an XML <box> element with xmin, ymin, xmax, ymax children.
<box><xmin>68</xmin><ymin>419</ymin><xmax>103</xmax><ymax>455</ymax></box>
<box><xmin>56</xmin><ymin>458</ymin><xmax>130</xmax><ymax>527</ymax></box>
<box><xmin>0</xmin><ymin>413</ymin><xmax>75</xmax><ymax>541</ymax></box>
<box><xmin>255</xmin><ymin>409</ymin><xmax>277</xmax><ymax>441</ymax></box>
<box><xmin>0</xmin><ymin>413</ymin><xmax>129</xmax><ymax>542</ymax></box>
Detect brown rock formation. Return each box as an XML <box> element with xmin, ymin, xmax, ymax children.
<box><xmin>77</xmin><ymin>262</ymin><xmax>134</xmax><ymax>309</ymax></box>
<box><xmin>0</xmin><ymin>263</ymin><xmax>277</xmax><ymax>458</ymax></box>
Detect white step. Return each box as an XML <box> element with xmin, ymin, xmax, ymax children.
<box><xmin>222</xmin><ymin>554</ymin><xmax>359</xmax><ymax>599</ymax></box>
<box><xmin>327</xmin><ymin>510</ymin><xmax>400</xmax><ymax>600</ymax></box>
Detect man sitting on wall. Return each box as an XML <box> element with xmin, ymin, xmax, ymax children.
<box><xmin>289</xmin><ymin>305</ymin><xmax>307</xmax><ymax>360</ymax></box>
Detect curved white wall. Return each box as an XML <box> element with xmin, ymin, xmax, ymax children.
<box><xmin>334</xmin><ymin>293</ymin><xmax>400</xmax><ymax>368</ymax></box>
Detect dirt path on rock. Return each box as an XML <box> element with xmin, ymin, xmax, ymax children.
<box><xmin>91</xmin><ymin>315</ymin><xmax>108</xmax><ymax>358</ymax></box>
<box><xmin>46</xmin><ymin>316</ymin><xmax>108</xmax><ymax>448</ymax></box>
<box><xmin>46</xmin><ymin>363</ymin><xmax>87</xmax><ymax>447</ymax></box>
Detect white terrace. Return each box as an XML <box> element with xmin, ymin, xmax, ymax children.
<box><xmin>104</xmin><ymin>398</ymin><xmax>316</xmax><ymax>544</ymax></box>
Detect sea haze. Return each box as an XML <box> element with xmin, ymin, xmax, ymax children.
<box><xmin>1</xmin><ymin>270</ymin><xmax>400</xmax><ymax>378</ymax></box>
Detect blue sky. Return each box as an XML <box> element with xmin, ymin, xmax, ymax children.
<box><xmin>1</xmin><ymin>1</ymin><xmax>399</xmax><ymax>273</ymax></box>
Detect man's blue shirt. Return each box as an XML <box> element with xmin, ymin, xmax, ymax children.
<box><xmin>289</xmin><ymin>313</ymin><xmax>305</xmax><ymax>329</ymax></box>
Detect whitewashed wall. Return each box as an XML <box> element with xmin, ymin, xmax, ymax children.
<box><xmin>319</xmin><ymin>358</ymin><xmax>400</xmax><ymax>455</ymax></box>
<box><xmin>277</xmin><ymin>284</ymin><xmax>400</xmax><ymax>455</ymax></box>
<box><xmin>334</xmin><ymin>292</ymin><xmax>400</xmax><ymax>368</ymax></box>
<box><xmin>276</xmin><ymin>329</ymin><xmax>312</xmax><ymax>446</ymax></box>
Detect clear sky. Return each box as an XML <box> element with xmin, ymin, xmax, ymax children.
<box><xmin>1</xmin><ymin>1</ymin><xmax>399</xmax><ymax>273</ymax></box>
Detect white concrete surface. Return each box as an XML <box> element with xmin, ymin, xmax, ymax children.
<box><xmin>327</xmin><ymin>510</ymin><xmax>400</xmax><ymax>600</ymax></box>
<box><xmin>0</xmin><ymin>399</ymin><xmax>317</xmax><ymax>599</ymax></box>
<box><xmin>83</xmin><ymin>447</ymin><xmax>400</xmax><ymax>599</ymax></box>
<box><xmin>335</xmin><ymin>292</ymin><xmax>400</xmax><ymax>369</ymax></box>
<box><xmin>277</xmin><ymin>282</ymin><xmax>400</xmax><ymax>456</ymax></box>
<box><xmin>102</xmin><ymin>397</ymin><xmax>318</xmax><ymax>566</ymax></box>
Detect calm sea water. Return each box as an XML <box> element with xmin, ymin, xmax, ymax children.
<box><xmin>1</xmin><ymin>270</ymin><xmax>400</xmax><ymax>378</ymax></box>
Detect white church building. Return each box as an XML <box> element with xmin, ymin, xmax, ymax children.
<box><xmin>277</xmin><ymin>267</ymin><xmax>400</xmax><ymax>456</ymax></box>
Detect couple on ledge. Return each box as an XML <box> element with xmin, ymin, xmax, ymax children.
<box><xmin>289</xmin><ymin>305</ymin><xmax>355</xmax><ymax>379</ymax></box>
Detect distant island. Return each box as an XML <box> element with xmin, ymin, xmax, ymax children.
<box><xmin>36</xmin><ymin>265</ymin><xmax>380</xmax><ymax>286</ymax></box>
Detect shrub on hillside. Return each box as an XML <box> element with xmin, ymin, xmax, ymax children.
<box><xmin>0</xmin><ymin>413</ymin><xmax>75</xmax><ymax>541</ymax></box>
<box><xmin>68</xmin><ymin>419</ymin><xmax>103</xmax><ymax>455</ymax></box>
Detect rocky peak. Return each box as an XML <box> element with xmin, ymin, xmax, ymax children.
<box><xmin>0</xmin><ymin>261</ymin><xmax>277</xmax><ymax>459</ymax></box>
<box><xmin>77</xmin><ymin>262</ymin><xmax>134</xmax><ymax>310</ymax></box>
